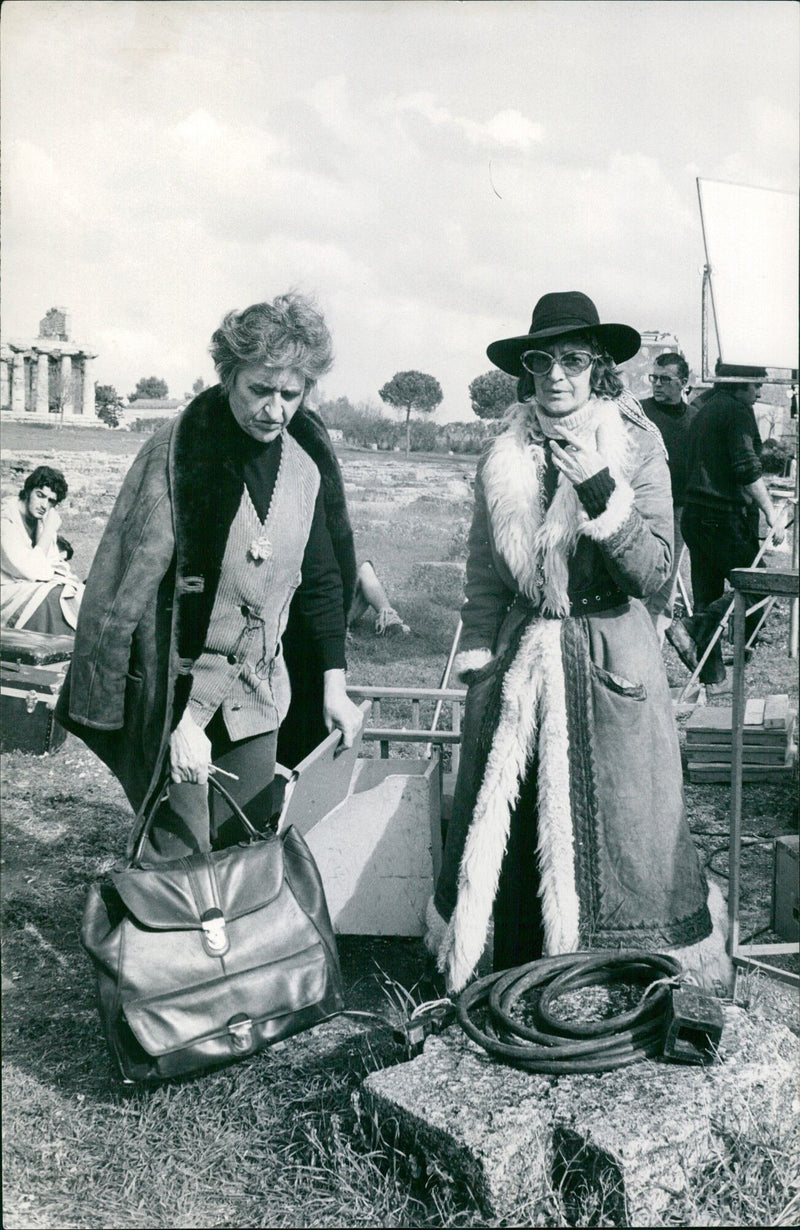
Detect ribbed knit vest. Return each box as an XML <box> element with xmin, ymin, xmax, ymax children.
<box><xmin>187</xmin><ymin>433</ymin><xmax>320</xmax><ymax>741</ymax></box>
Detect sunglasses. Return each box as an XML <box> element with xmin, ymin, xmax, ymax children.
<box><xmin>521</xmin><ymin>350</ymin><xmax>598</xmax><ymax>377</ymax></box>
<box><xmin>649</xmin><ymin>373</ymin><xmax>682</xmax><ymax>385</ymax></box>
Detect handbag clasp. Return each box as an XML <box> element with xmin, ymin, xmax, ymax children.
<box><xmin>227</xmin><ymin>1013</ymin><xmax>254</xmax><ymax>1053</ymax></box>
<box><xmin>200</xmin><ymin>908</ymin><xmax>229</xmax><ymax>957</ymax></box>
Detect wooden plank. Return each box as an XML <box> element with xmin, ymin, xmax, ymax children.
<box><xmin>685</xmin><ymin>705</ymin><xmax>795</xmax><ymax>736</ymax></box>
<box><xmin>729</xmin><ymin>567</ymin><xmax>799</xmax><ymax>597</ymax></box>
<box><xmin>686</xmin><ymin>746</ymin><xmax>789</xmax><ymax>765</ymax></box>
<box><xmin>685</xmin><ymin>706</ymin><xmax>737</xmax><ymax>732</ymax></box>
<box><xmin>744</xmin><ymin>697</ymin><xmax>766</xmax><ymax>726</ymax></box>
<box><xmin>763</xmin><ymin>693</ymin><xmax>790</xmax><ymax>729</ymax></box>
<box><xmin>688</xmin><ymin>762</ymin><xmax>794</xmax><ymax>783</ymax></box>
<box><xmin>684</xmin><ymin>728</ymin><xmax>787</xmax><ymax>747</ymax></box>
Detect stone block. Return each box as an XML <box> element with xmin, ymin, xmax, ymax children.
<box><xmin>305</xmin><ymin>757</ymin><xmax>441</xmax><ymax>936</ymax></box>
<box><xmin>360</xmin><ymin>1029</ymin><xmax>552</xmax><ymax>1219</ymax></box>
<box><xmin>360</xmin><ymin>1005</ymin><xmax>799</xmax><ymax>1225</ymax></box>
<box><xmin>410</xmin><ymin>561</ymin><xmax>465</xmax><ymax>606</ymax></box>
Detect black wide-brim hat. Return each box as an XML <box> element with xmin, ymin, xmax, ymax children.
<box><xmin>487</xmin><ymin>291</ymin><xmax>641</xmax><ymax>377</ymax></box>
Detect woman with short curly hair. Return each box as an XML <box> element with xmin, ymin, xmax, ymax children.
<box><xmin>59</xmin><ymin>291</ymin><xmax>362</xmax><ymax>862</ymax></box>
<box><xmin>210</xmin><ymin>293</ymin><xmax>334</xmax><ymax>393</ymax></box>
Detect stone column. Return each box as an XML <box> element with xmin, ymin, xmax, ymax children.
<box><xmin>0</xmin><ymin>358</ymin><xmax>10</xmax><ymax>409</ymax></box>
<box><xmin>11</xmin><ymin>353</ymin><xmax>25</xmax><ymax>413</ymax></box>
<box><xmin>81</xmin><ymin>354</ymin><xmax>96</xmax><ymax>418</ymax></box>
<box><xmin>36</xmin><ymin>351</ymin><xmax>50</xmax><ymax>414</ymax></box>
<box><xmin>60</xmin><ymin>353</ymin><xmax>73</xmax><ymax>415</ymax></box>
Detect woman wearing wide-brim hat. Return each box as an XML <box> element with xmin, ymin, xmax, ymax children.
<box><xmin>426</xmin><ymin>291</ymin><xmax>728</xmax><ymax>993</ymax></box>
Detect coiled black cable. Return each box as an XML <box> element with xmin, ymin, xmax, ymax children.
<box><xmin>457</xmin><ymin>950</ymin><xmax>683</xmax><ymax>1075</ymax></box>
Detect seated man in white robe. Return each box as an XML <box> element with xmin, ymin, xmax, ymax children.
<box><xmin>1</xmin><ymin>465</ymin><xmax>83</xmax><ymax>634</ymax></box>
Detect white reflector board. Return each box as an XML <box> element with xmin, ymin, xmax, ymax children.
<box><xmin>697</xmin><ymin>179</ymin><xmax>799</xmax><ymax>370</ymax></box>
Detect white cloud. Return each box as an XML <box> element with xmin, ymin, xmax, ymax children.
<box><xmin>393</xmin><ymin>92</ymin><xmax>544</xmax><ymax>151</ymax></box>
<box><xmin>482</xmin><ymin>110</ymin><xmax>545</xmax><ymax>150</ymax></box>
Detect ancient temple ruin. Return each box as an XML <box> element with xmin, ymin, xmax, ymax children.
<box><xmin>1</xmin><ymin>308</ymin><xmax>96</xmax><ymax>418</ymax></box>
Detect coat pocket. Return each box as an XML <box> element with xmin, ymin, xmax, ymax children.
<box><xmin>591</xmin><ymin>663</ymin><xmax>646</xmax><ymax>701</ymax></box>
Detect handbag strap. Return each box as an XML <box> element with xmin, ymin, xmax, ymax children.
<box><xmin>129</xmin><ymin>772</ymin><xmax>264</xmax><ymax>868</ymax></box>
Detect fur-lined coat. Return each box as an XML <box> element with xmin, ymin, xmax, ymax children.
<box><xmin>56</xmin><ymin>386</ymin><xmax>355</xmax><ymax>827</ymax></box>
<box><xmin>430</xmin><ymin>396</ymin><xmax>713</xmax><ymax>993</ymax></box>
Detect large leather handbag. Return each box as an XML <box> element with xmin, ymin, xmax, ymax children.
<box><xmin>81</xmin><ymin>776</ymin><xmax>344</xmax><ymax>1084</ymax></box>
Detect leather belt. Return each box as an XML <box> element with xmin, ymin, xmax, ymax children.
<box><xmin>516</xmin><ymin>586</ymin><xmax>629</xmax><ymax>618</ymax></box>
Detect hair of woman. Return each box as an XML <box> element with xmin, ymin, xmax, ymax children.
<box><xmin>210</xmin><ymin>291</ymin><xmax>334</xmax><ymax>394</ymax></box>
<box><xmin>19</xmin><ymin>465</ymin><xmax>68</xmax><ymax>503</ymax></box>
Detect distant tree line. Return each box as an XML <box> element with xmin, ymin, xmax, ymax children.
<box><xmin>317</xmin><ymin>396</ymin><xmax>503</xmax><ymax>455</ymax></box>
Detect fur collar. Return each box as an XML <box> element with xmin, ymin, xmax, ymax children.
<box><xmin>481</xmin><ymin>397</ymin><xmax>635</xmax><ymax>616</ymax></box>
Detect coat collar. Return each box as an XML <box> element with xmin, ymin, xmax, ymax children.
<box><xmin>481</xmin><ymin>397</ymin><xmax>633</xmax><ymax>615</ymax></box>
<box><xmin>167</xmin><ymin>386</ymin><xmax>356</xmax><ymax>667</ymax></box>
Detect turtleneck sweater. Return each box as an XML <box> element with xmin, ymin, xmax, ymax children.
<box><xmin>531</xmin><ymin>398</ymin><xmax>617</xmax><ymax>519</ymax></box>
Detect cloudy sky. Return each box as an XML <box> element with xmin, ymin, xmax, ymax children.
<box><xmin>2</xmin><ymin>0</ymin><xmax>797</xmax><ymax>419</ymax></box>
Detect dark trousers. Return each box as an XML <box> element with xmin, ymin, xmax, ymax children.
<box><xmin>681</xmin><ymin>504</ymin><xmax>761</xmax><ymax>683</ymax></box>
<box><xmin>145</xmin><ymin>710</ymin><xmax>278</xmax><ymax>863</ymax></box>
<box><xmin>493</xmin><ymin>768</ymin><xmax>545</xmax><ymax>972</ymax></box>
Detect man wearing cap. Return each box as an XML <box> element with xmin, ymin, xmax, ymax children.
<box><xmin>668</xmin><ymin>362</ymin><xmax>785</xmax><ymax>690</ymax></box>
<box><xmin>641</xmin><ymin>352</ymin><xmax>697</xmax><ymax>642</ymax></box>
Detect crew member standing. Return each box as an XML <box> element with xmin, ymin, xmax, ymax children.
<box><xmin>641</xmin><ymin>352</ymin><xmax>696</xmax><ymax>642</ymax></box>
<box><xmin>668</xmin><ymin>362</ymin><xmax>785</xmax><ymax>691</ymax></box>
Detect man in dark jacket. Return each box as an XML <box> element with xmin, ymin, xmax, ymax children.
<box><xmin>641</xmin><ymin>352</ymin><xmax>696</xmax><ymax>641</ymax></box>
<box><xmin>668</xmin><ymin>362</ymin><xmax>785</xmax><ymax>689</ymax></box>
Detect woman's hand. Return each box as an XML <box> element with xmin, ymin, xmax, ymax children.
<box><xmin>323</xmin><ymin>669</ymin><xmax>364</xmax><ymax>749</ymax></box>
<box><xmin>170</xmin><ymin>709</ymin><xmax>212</xmax><ymax>784</ymax></box>
<box><xmin>549</xmin><ymin>423</ymin><xmax>612</xmax><ymax>487</ymax></box>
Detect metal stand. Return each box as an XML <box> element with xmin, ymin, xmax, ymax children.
<box><xmin>727</xmin><ymin>566</ymin><xmax>799</xmax><ymax>987</ymax></box>
<box><xmin>677</xmin><ymin>499</ymin><xmax>794</xmax><ymax>703</ymax></box>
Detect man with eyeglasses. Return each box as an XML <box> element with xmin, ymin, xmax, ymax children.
<box><xmin>640</xmin><ymin>352</ymin><xmax>696</xmax><ymax>642</ymax></box>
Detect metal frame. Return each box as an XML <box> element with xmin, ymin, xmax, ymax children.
<box><xmin>346</xmin><ymin>684</ymin><xmax>467</xmax><ymax>776</ymax></box>
<box><xmin>699</xmin><ymin>271</ymin><xmax>797</xmax><ymax>386</ymax></box>
<box><xmin>677</xmin><ymin>497</ymin><xmax>796</xmax><ymax>702</ymax></box>
<box><xmin>728</xmin><ymin>567</ymin><xmax>799</xmax><ymax>988</ymax></box>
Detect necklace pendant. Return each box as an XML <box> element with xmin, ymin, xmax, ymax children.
<box><xmin>248</xmin><ymin>534</ymin><xmax>273</xmax><ymax>562</ymax></box>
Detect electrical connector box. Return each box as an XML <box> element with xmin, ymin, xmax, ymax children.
<box><xmin>662</xmin><ymin>987</ymin><xmax>724</xmax><ymax>1065</ymax></box>
<box><xmin>392</xmin><ymin>1003</ymin><xmax>456</xmax><ymax>1057</ymax></box>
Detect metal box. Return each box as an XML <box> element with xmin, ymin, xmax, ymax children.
<box><xmin>0</xmin><ymin>630</ymin><xmax>72</xmax><ymax>754</ymax></box>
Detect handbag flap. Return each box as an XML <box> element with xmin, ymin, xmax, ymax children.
<box><xmin>110</xmin><ymin>835</ymin><xmax>286</xmax><ymax>930</ymax></box>
<box><xmin>123</xmin><ymin>943</ymin><xmax>328</xmax><ymax>1055</ymax></box>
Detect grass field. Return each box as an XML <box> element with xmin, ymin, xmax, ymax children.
<box><xmin>1</xmin><ymin>423</ymin><xmax>798</xmax><ymax>1228</ymax></box>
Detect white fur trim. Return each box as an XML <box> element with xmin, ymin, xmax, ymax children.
<box><xmin>579</xmin><ymin>479</ymin><xmax>635</xmax><ymax>541</ymax></box>
<box><xmin>440</xmin><ymin>620</ymin><xmax>580</xmax><ymax>993</ymax></box>
<box><xmin>481</xmin><ymin>399</ymin><xmax>634</xmax><ymax>615</ymax></box>
<box><xmin>424</xmin><ymin>896</ymin><xmax>448</xmax><ymax>957</ymax></box>
<box><xmin>453</xmin><ymin>648</ymin><xmax>493</xmax><ymax>682</ymax></box>
<box><xmin>534</xmin><ymin>622</ymin><xmax>581</xmax><ymax>958</ymax></box>
<box><xmin>666</xmin><ymin>881</ymin><xmax>733</xmax><ymax>994</ymax></box>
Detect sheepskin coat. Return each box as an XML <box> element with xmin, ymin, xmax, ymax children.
<box><xmin>432</xmin><ymin>396</ymin><xmax>712</xmax><ymax>993</ymax></box>
<box><xmin>56</xmin><ymin>385</ymin><xmax>355</xmax><ymax>829</ymax></box>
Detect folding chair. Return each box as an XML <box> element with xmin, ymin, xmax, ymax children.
<box><xmin>676</xmin><ymin>502</ymin><xmax>793</xmax><ymax>703</ymax></box>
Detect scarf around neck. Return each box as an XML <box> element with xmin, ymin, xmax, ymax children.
<box><xmin>481</xmin><ymin>396</ymin><xmax>633</xmax><ymax>616</ymax></box>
